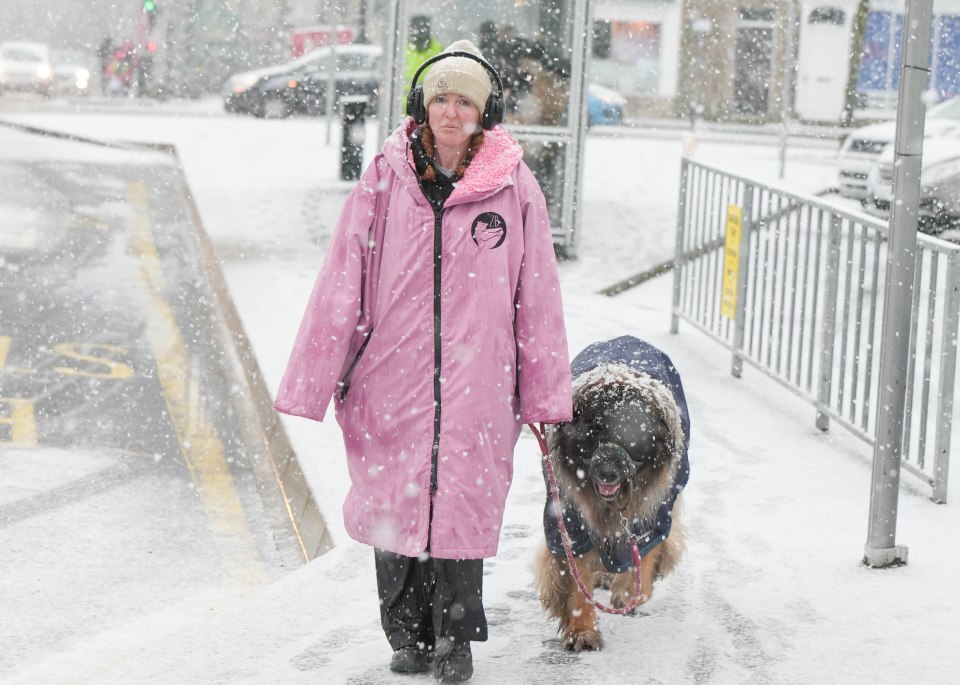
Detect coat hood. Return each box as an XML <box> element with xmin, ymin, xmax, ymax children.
<box><xmin>572</xmin><ymin>363</ymin><xmax>686</xmax><ymax>475</ymax></box>
<box><xmin>382</xmin><ymin>117</ymin><xmax>525</xmax><ymax>204</ymax></box>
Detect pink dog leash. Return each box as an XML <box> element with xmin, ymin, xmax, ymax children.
<box><xmin>528</xmin><ymin>423</ymin><xmax>644</xmax><ymax>616</ymax></box>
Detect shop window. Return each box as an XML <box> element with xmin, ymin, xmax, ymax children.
<box><xmin>590</xmin><ymin>20</ymin><xmax>661</xmax><ymax>95</ymax></box>
<box><xmin>739</xmin><ymin>8</ymin><xmax>775</xmax><ymax>23</ymax></box>
<box><xmin>809</xmin><ymin>7</ymin><xmax>846</xmax><ymax>25</ymax></box>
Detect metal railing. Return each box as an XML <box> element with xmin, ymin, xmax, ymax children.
<box><xmin>671</xmin><ymin>158</ymin><xmax>959</xmax><ymax>503</ymax></box>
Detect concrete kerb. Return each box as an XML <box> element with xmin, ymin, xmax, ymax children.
<box><xmin>150</xmin><ymin>141</ymin><xmax>334</xmax><ymax>562</ymax></box>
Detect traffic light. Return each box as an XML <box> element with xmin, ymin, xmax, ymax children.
<box><xmin>142</xmin><ymin>0</ymin><xmax>158</xmax><ymax>30</ymax></box>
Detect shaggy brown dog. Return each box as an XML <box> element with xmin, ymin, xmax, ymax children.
<box><xmin>534</xmin><ymin>338</ymin><xmax>689</xmax><ymax>651</ymax></box>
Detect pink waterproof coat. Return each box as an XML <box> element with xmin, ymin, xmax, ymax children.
<box><xmin>274</xmin><ymin>119</ymin><xmax>572</xmax><ymax>559</ymax></box>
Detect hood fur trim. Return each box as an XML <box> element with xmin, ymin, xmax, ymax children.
<box><xmin>572</xmin><ymin>362</ymin><xmax>686</xmax><ymax>469</ymax></box>
<box><xmin>383</xmin><ymin>117</ymin><xmax>524</xmax><ymax>202</ymax></box>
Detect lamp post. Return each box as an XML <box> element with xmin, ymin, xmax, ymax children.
<box><xmin>690</xmin><ymin>18</ymin><xmax>711</xmax><ymax>132</ymax></box>
<box><xmin>357</xmin><ymin>0</ymin><xmax>369</xmax><ymax>44</ymax></box>
<box><xmin>864</xmin><ymin>0</ymin><xmax>933</xmax><ymax>569</ymax></box>
<box><xmin>778</xmin><ymin>0</ymin><xmax>798</xmax><ymax>179</ymax></box>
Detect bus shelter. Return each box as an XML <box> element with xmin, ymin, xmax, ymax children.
<box><xmin>377</xmin><ymin>0</ymin><xmax>592</xmax><ymax>256</ymax></box>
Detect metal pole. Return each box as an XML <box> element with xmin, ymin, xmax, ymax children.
<box><xmin>778</xmin><ymin>0</ymin><xmax>798</xmax><ymax>179</ymax></box>
<box><xmin>864</xmin><ymin>0</ymin><xmax>932</xmax><ymax>569</ymax></box>
<box><xmin>690</xmin><ymin>19</ymin><xmax>710</xmax><ymax>132</ymax></box>
<box><xmin>672</xmin><ymin>159</ymin><xmax>690</xmax><ymax>334</ymax></box>
<box><xmin>816</xmin><ymin>213</ymin><xmax>842</xmax><ymax>432</ymax></box>
<box><xmin>325</xmin><ymin>10</ymin><xmax>340</xmax><ymax>146</ymax></box>
<box><xmin>379</xmin><ymin>0</ymin><xmax>406</xmax><ymax>145</ymax></box>
<box><xmin>357</xmin><ymin>0</ymin><xmax>369</xmax><ymax>43</ymax></box>
<box><xmin>931</xmin><ymin>251</ymin><xmax>960</xmax><ymax>503</ymax></box>
<box><xmin>731</xmin><ymin>182</ymin><xmax>754</xmax><ymax>378</ymax></box>
<box><xmin>562</xmin><ymin>0</ymin><xmax>592</xmax><ymax>258</ymax></box>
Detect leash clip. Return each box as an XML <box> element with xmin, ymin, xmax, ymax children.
<box><xmin>619</xmin><ymin>514</ymin><xmax>653</xmax><ymax>545</ymax></box>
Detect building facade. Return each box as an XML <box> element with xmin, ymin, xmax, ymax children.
<box><xmin>6</xmin><ymin>0</ymin><xmax>960</xmax><ymax>121</ymax></box>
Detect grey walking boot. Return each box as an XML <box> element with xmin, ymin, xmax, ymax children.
<box><xmin>390</xmin><ymin>645</ymin><xmax>431</xmax><ymax>674</ymax></box>
<box><xmin>433</xmin><ymin>637</ymin><xmax>472</xmax><ymax>682</ymax></box>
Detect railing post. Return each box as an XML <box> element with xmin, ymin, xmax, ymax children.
<box><xmin>731</xmin><ymin>181</ymin><xmax>753</xmax><ymax>378</ymax></box>
<box><xmin>816</xmin><ymin>213</ymin><xmax>842</xmax><ymax>431</ymax></box>
<box><xmin>932</xmin><ymin>252</ymin><xmax>960</xmax><ymax>503</ymax></box>
<box><xmin>672</xmin><ymin>159</ymin><xmax>690</xmax><ymax>334</ymax></box>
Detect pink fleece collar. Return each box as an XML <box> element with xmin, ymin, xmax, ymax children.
<box><xmin>386</xmin><ymin>118</ymin><xmax>525</xmax><ymax>203</ymax></box>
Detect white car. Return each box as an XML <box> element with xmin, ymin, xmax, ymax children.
<box><xmin>837</xmin><ymin>96</ymin><xmax>960</xmax><ymax>199</ymax></box>
<box><xmin>50</xmin><ymin>49</ymin><xmax>94</xmax><ymax>96</ymax></box>
<box><xmin>864</xmin><ymin>138</ymin><xmax>960</xmax><ymax>232</ymax></box>
<box><xmin>0</xmin><ymin>41</ymin><xmax>53</xmax><ymax>96</ymax></box>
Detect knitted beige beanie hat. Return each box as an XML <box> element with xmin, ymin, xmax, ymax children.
<box><xmin>421</xmin><ymin>40</ymin><xmax>493</xmax><ymax>113</ymax></box>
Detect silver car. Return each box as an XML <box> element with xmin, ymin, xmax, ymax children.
<box><xmin>0</xmin><ymin>41</ymin><xmax>53</xmax><ymax>96</ymax></box>
<box><xmin>865</xmin><ymin>138</ymin><xmax>960</xmax><ymax>232</ymax></box>
<box><xmin>837</xmin><ymin>96</ymin><xmax>960</xmax><ymax>200</ymax></box>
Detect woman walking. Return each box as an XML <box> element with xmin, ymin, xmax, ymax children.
<box><xmin>274</xmin><ymin>39</ymin><xmax>572</xmax><ymax>682</ymax></box>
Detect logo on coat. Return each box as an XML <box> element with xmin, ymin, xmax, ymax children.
<box><xmin>471</xmin><ymin>212</ymin><xmax>507</xmax><ymax>249</ymax></box>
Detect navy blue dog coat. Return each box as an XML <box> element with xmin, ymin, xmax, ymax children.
<box><xmin>542</xmin><ymin>336</ymin><xmax>690</xmax><ymax>572</ymax></box>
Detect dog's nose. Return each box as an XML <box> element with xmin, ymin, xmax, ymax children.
<box><xmin>591</xmin><ymin>459</ymin><xmax>620</xmax><ymax>484</ymax></box>
<box><xmin>590</xmin><ymin>443</ymin><xmax>629</xmax><ymax>484</ymax></box>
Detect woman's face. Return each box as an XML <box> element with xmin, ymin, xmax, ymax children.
<box><xmin>427</xmin><ymin>93</ymin><xmax>481</xmax><ymax>149</ymax></box>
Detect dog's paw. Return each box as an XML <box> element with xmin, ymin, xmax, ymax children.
<box><xmin>611</xmin><ymin>591</ymin><xmax>647</xmax><ymax>613</ymax></box>
<box><xmin>561</xmin><ymin>629</ymin><xmax>603</xmax><ymax>652</ymax></box>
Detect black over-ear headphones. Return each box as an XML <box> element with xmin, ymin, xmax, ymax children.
<box><xmin>406</xmin><ymin>51</ymin><xmax>505</xmax><ymax>131</ymax></box>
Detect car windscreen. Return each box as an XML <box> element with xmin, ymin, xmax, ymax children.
<box><xmin>334</xmin><ymin>53</ymin><xmax>377</xmax><ymax>72</ymax></box>
<box><xmin>1</xmin><ymin>49</ymin><xmax>43</xmax><ymax>62</ymax></box>
<box><xmin>51</xmin><ymin>51</ymin><xmax>89</xmax><ymax>65</ymax></box>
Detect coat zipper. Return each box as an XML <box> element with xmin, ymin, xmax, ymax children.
<box><xmin>337</xmin><ymin>328</ymin><xmax>373</xmax><ymax>401</ymax></box>
<box><xmin>428</xmin><ymin>205</ymin><xmax>446</xmax><ymax>552</ymax></box>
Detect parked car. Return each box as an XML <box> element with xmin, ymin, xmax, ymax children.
<box><xmin>864</xmin><ymin>138</ymin><xmax>960</xmax><ymax>232</ymax></box>
<box><xmin>586</xmin><ymin>83</ymin><xmax>626</xmax><ymax>126</ymax></box>
<box><xmin>50</xmin><ymin>49</ymin><xmax>94</xmax><ymax>96</ymax></box>
<box><xmin>837</xmin><ymin>96</ymin><xmax>960</xmax><ymax>200</ymax></box>
<box><xmin>223</xmin><ymin>44</ymin><xmax>381</xmax><ymax>119</ymax></box>
<box><xmin>0</xmin><ymin>41</ymin><xmax>53</xmax><ymax>96</ymax></box>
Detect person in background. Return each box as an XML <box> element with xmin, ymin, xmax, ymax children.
<box><xmin>477</xmin><ymin>21</ymin><xmax>531</xmax><ymax>114</ymax></box>
<box><xmin>97</xmin><ymin>37</ymin><xmax>113</xmax><ymax>95</ymax></box>
<box><xmin>274</xmin><ymin>39</ymin><xmax>572</xmax><ymax>683</ymax></box>
<box><xmin>404</xmin><ymin>15</ymin><xmax>443</xmax><ymax>99</ymax></box>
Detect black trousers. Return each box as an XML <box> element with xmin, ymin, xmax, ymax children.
<box><xmin>374</xmin><ymin>548</ymin><xmax>488</xmax><ymax>651</ymax></box>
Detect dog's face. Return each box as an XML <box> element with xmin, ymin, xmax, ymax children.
<box><xmin>554</xmin><ymin>384</ymin><xmax>674</xmax><ymax>508</ymax></box>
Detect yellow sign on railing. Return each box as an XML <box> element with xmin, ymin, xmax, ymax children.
<box><xmin>720</xmin><ymin>204</ymin><xmax>743</xmax><ymax>319</ymax></box>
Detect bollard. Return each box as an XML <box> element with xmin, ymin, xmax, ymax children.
<box><xmin>340</xmin><ymin>95</ymin><xmax>367</xmax><ymax>181</ymax></box>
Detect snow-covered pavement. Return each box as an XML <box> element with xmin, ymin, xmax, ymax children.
<box><xmin>1</xmin><ymin>100</ymin><xmax>957</xmax><ymax>684</ymax></box>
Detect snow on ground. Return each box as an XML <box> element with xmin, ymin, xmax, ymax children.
<box><xmin>2</xmin><ymin>100</ymin><xmax>957</xmax><ymax>684</ymax></box>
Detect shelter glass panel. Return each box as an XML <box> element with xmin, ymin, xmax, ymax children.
<box><xmin>590</xmin><ymin>20</ymin><xmax>661</xmax><ymax>95</ymax></box>
<box><xmin>399</xmin><ymin>0</ymin><xmax>576</xmax><ymax>128</ymax></box>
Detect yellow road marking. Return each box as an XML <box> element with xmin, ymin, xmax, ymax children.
<box><xmin>70</xmin><ymin>212</ymin><xmax>109</xmax><ymax>232</ymax></box>
<box><xmin>53</xmin><ymin>342</ymin><xmax>135</xmax><ymax>379</ymax></box>
<box><xmin>0</xmin><ymin>335</ymin><xmax>10</xmax><ymax>369</ymax></box>
<box><xmin>0</xmin><ymin>397</ymin><xmax>37</xmax><ymax>447</ymax></box>
<box><xmin>127</xmin><ymin>182</ymin><xmax>267</xmax><ymax>591</ymax></box>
